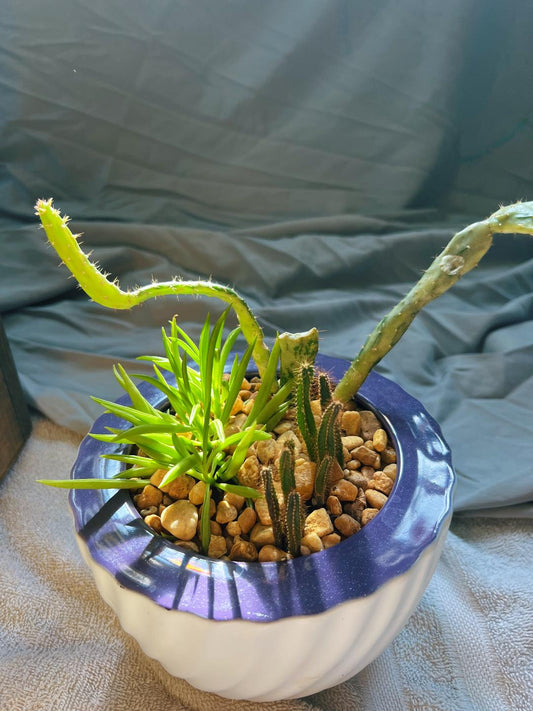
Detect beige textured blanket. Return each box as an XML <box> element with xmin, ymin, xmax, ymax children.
<box><xmin>1</xmin><ymin>420</ymin><xmax>531</xmax><ymax>711</ymax></box>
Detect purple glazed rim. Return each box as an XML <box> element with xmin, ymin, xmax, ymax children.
<box><xmin>69</xmin><ymin>354</ymin><xmax>455</xmax><ymax>622</ymax></box>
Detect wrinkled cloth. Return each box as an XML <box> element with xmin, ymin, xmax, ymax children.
<box><xmin>1</xmin><ymin>420</ymin><xmax>531</xmax><ymax>711</ymax></box>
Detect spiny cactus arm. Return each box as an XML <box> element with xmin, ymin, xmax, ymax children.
<box><xmin>333</xmin><ymin>201</ymin><xmax>533</xmax><ymax>403</ymax></box>
<box><xmin>35</xmin><ymin>198</ymin><xmax>270</xmax><ymax>376</ymax></box>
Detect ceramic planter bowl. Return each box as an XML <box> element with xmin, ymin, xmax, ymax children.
<box><xmin>69</xmin><ymin>354</ymin><xmax>455</xmax><ymax>702</ymax></box>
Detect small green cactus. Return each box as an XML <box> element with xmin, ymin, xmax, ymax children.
<box><xmin>285</xmin><ymin>490</ymin><xmax>305</xmax><ymax>558</ymax></box>
<box><xmin>318</xmin><ymin>372</ymin><xmax>333</xmax><ymax>411</ymax></box>
<box><xmin>279</xmin><ymin>444</ymin><xmax>296</xmax><ymax>500</ymax></box>
<box><xmin>261</xmin><ymin>466</ymin><xmax>284</xmax><ymax>549</ymax></box>
<box><xmin>314</xmin><ymin>455</ymin><xmax>332</xmax><ymax>508</ymax></box>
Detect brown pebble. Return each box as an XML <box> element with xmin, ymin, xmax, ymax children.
<box><xmin>254</xmin><ymin>498</ymin><xmax>272</xmax><ymax>526</ymax></box>
<box><xmin>353</xmin><ymin>446</ymin><xmax>381</xmax><ymax>469</ymax></box>
<box><xmin>134</xmin><ymin>485</ymin><xmax>163</xmax><ymax>510</ymax></box>
<box><xmin>383</xmin><ymin>463</ymin><xmax>397</xmax><ymax>481</ymax></box>
<box><xmin>188</xmin><ymin>480</ymin><xmax>206</xmax><ymax>506</ymax></box>
<box><xmin>345</xmin><ymin>472</ymin><xmax>368</xmax><ymax>490</ymax></box>
<box><xmin>322</xmin><ymin>533</ymin><xmax>342</xmax><ymax>549</ymax></box>
<box><xmin>361</xmin><ymin>508</ymin><xmax>379</xmax><ymax>526</ymax></box>
<box><xmin>326</xmin><ymin>495</ymin><xmax>343</xmax><ymax>516</ymax></box>
<box><xmin>216</xmin><ymin>500</ymin><xmax>238</xmax><ymax>524</ymax></box>
<box><xmin>301</xmin><ymin>532</ymin><xmax>324</xmax><ymax>553</ymax></box>
<box><xmin>250</xmin><ymin>523</ymin><xmax>275</xmax><ymax>547</ymax></box>
<box><xmin>342</xmin><ymin>410</ymin><xmax>361</xmax><ymax>436</ymax></box>
<box><xmin>224</xmin><ymin>492</ymin><xmax>245</xmax><ymax>511</ymax></box>
<box><xmin>226</xmin><ymin>520</ymin><xmax>241</xmax><ymax>537</ymax></box>
<box><xmin>373</xmin><ymin>429</ymin><xmax>388</xmax><ymax>452</ymax></box>
<box><xmin>381</xmin><ymin>446</ymin><xmax>397</xmax><ymax>465</ymax></box>
<box><xmin>330</xmin><ymin>479</ymin><xmax>358</xmax><ymax>502</ymax></box>
<box><xmin>238</xmin><ymin>507</ymin><xmax>257</xmax><ymax>534</ymax></box>
<box><xmin>342</xmin><ymin>435</ymin><xmax>364</xmax><ymax>451</ymax></box>
<box><xmin>209</xmin><ymin>520</ymin><xmax>222</xmax><ymax>535</ymax></box>
<box><xmin>303</xmin><ymin>508</ymin><xmax>334</xmax><ymax>538</ymax></box>
<box><xmin>140</xmin><ymin>505</ymin><xmax>158</xmax><ymax>517</ymax></box>
<box><xmin>258</xmin><ymin>545</ymin><xmax>289</xmax><ymax>562</ymax></box>
<box><xmin>359</xmin><ymin>411</ymin><xmax>381</xmax><ymax>440</ymax></box>
<box><xmin>208</xmin><ymin>535</ymin><xmax>227</xmax><ymax>559</ymax></box>
<box><xmin>345</xmin><ymin>459</ymin><xmax>361</xmax><ymax>471</ymax></box>
<box><xmin>365</xmin><ymin>489</ymin><xmax>388</xmax><ymax>510</ymax></box>
<box><xmin>334</xmin><ymin>514</ymin><xmax>361</xmax><ymax>537</ymax></box>
<box><xmin>160</xmin><ymin>500</ymin><xmax>198</xmax><ymax>540</ymax></box>
<box><xmin>229</xmin><ymin>536</ymin><xmax>258</xmax><ymax>562</ymax></box>
<box><xmin>144</xmin><ymin>514</ymin><xmax>162</xmax><ymax>533</ymax></box>
<box><xmin>367</xmin><ymin>471</ymin><xmax>394</xmax><ymax>496</ymax></box>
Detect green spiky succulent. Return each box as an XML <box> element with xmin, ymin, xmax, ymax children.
<box><xmin>38</xmin><ymin>309</ymin><xmax>293</xmax><ymax>553</ymax></box>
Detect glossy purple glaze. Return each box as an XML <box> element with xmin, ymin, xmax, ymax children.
<box><xmin>69</xmin><ymin>354</ymin><xmax>455</xmax><ymax>622</ymax></box>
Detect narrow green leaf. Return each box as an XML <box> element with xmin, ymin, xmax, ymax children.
<box><xmin>216</xmin><ymin>481</ymin><xmax>262</xmax><ymax>499</ymax></box>
<box><xmin>220</xmin><ymin>339</ymin><xmax>255</xmax><ymax>423</ymax></box>
<box><xmin>199</xmin><ymin>482</ymin><xmax>212</xmax><ymax>554</ymax></box>
<box><xmin>160</xmin><ymin>454</ymin><xmax>200</xmax><ymax>488</ymax></box>
<box><xmin>245</xmin><ymin>338</ymin><xmax>280</xmax><ymax>425</ymax></box>
<box><xmin>37</xmin><ymin>478</ymin><xmax>148</xmax><ymax>489</ymax></box>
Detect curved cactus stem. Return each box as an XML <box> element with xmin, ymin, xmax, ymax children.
<box><xmin>333</xmin><ymin>201</ymin><xmax>533</xmax><ymax>403</ymax></box>
<box><xmin>35</xmin><ymin>198</ymin><xmax>270</xmax><ymax>376</ymax></box>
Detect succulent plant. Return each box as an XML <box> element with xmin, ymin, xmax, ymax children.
<box><xmin>35</xmin><ymin>198</ymin><xmax>533</xmax><ymax>558</ymax></box>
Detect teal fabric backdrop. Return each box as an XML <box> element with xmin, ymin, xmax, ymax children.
<box><xmin>1</xmin><ymin>0</ymin><xmax>532</xmax><ymax>513</ymax></box>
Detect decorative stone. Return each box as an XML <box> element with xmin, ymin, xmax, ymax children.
<box><xmin>160</xmin><ymin>500</ymin><xmax>198</xmax><ymax>541</ymax></box>
<box><xmin>209</xmin><ymin>520</ymin><xmax>222</xmax><ymax>535</ymax></box>
<box><xmin>249</xmin><ymin>523</ymin><xmax>275</xmax><ymax>547</ymax></box>
<box><xmin>365</xmin><ymin>489</ymin><xmax>388</xmax><ymax>510</ymax></box>
<box><xmin>188</xmin><ymin>480</ymin><xmax>206</xmax><ymax>505</ymax></box>
<box><xmin>329</xmin><ymin>479</ymin><xmax>358</xmax><ymax>502</ymax></box>
<box><xmin>226</xmin><ymin>520</ymin><xmax>241</xmax><ymax>537</ymax></box>
<box><xmin>256</xmin><ymin>438</ymin><xmax>279</xmax><ymax>464</ymax></box>
<box><xmin>258</xmin><ymin>545</ymin><xmax>289</xmax><ymax>562</ymax></box>
<box><xmin>144</xmin><ymin>514</ymin><xmax>162</xmax><ymax>533</ymax></box>
<box><xmin>294</xmin><ymin>460</ymin><xmax>316</xmax><ymax>501</ymax></box>
<box><xmin>383</xmin><ymin>463</ymin><xmax>397</xmax><ymax>481</ymax></box>
<box><xmin>134</xmin><ymin>485</ymin><xmax>163</xmax><ymax>510</ymax></box>
<box><xmin>223</xmin><ymin>492</ymin><xmax>245</xmax><ymax>510</ymax></box>
<box><xmin>301</xmin><ymin>532</ymin><xmax>323</xmax><ymax>553</ymax></box>
<box><xmin>373</xmin><ymin>429</ymin><xmax>388</xmax><ymax>452</ymax></box>
<box><xmin>303</xmin><ymin>508</ymin><xmax>334</xmax><ymax>538</ymax></box>
<box><xmin>254</xmin><ymin>497</ymin><xmax>272</xmax><ymax>525</ymax></box>
<box><xmin>216</xmin><ymin>500</ymin><xmax>238</xmax><ymax>524</ymax></box>
<box><xmin>238</xmin><ymin>455</ymin><xmax>260</xmax><ymax>488</ymax></box>
<box><xmin>345</xmin><ymin>472</ymin><xmax>368</xmax><ymax>490</ymax></box>
<box><xmin>367</xmin><ymin>471</ymin><xmax>394</xmax><ymax>496</ymax></box>
<box><xmin>334</xmin><ymin>514</ymin><xmax>361</xmax><ymax>537</ymax></box>
<box><xmin>361</xmin><ymin>508</ymin><xmax>380</xmax><ymax>526</ymax></box>
<box><xmin>237</xmin><ymin>507</ymin><xmax>257</xmax><ymax>534</ymax></box>
<box><xmin>353</xmin><ymin>445</ymin><xmax>381</xmax><ymax>469</ymax></box>
<box><xmin>326</xmin><ymin>495</ymin><xmax>343</xmax><ymax>516</ymax></box>
<box><xmin>341</xmin><ymin>435</ymin><xmax>364</xmax><ymax>451</ymax></box>
<box><xmin>208</xmin><ymin>535</ymin><xmax>227</xmax><ymax>559</ymax></box>
<box><xmin>229</xmin><ymin>536</ymin><xmax>258</xmax><ymax>562</ymax></box>
<box><xmin>359</xmin><ymin>410</ymin><xmax>381</xmax><ymax>440</ymax></box>
<box><xmin>277</xmin><ymin>430</ymin><xmax>302</xmax><ymax>456</ymax></box>
<box><xmin>381</xmin><ymin>446</ymin><xmax>397</xmax><ymax>465</ymax></box>
<box><xmin>341</xmin><ymin>410</ymin><xmax>361</xmax><ymax>436</ymax></box>
<box><xmin>322</xmin><ymin>533</ymin><xmax>341</xmax><ymax>549</ymax></box>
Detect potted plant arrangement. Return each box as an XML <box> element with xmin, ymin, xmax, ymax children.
<box><xmin>35</xmin><ymin>199</ymin><xmax>532</xmax><ymax>701</ymax></box>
